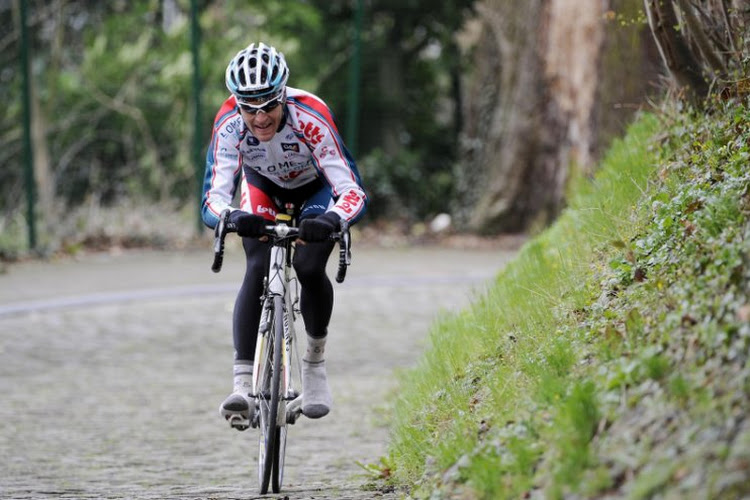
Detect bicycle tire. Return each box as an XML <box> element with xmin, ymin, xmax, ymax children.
<box><xmin>256</xmin><ymin>297</ymin><xmax>281</xmax><ymax>494</ymax></box>
<box><xmin>268</xmin><ymin>295</ymin><xmax>285</xmax><ymax>493</ymax></box>
<box><xmin>272</xmin><ymin>426</ymin><xmax>284</xmax><ymax>492</ymax></box>
<box><xmin>272</xmin><ymin>297</ymin><xmax>296</xmax><ymax>492</ymax></box>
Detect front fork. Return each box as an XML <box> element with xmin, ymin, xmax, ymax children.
<box><xmin>281</xmin><ymin>261</ymin><xmax>303</xmax><ymax>424</ymax></box>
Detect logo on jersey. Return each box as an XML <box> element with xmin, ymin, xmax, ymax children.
<box><xmin>246</xmin><ymin>152</ymin><xmax>266</xmax><ymax>162</ymax></box>
<box><xmin>319</xmin><ymin>145</ymin><xmax>337</xmax><ymax>159</ymax></box>
<box><xmin>246</xmin><ymin>136</ymin><xmax>260</xmax><ymax>146</ymax></box>
<box><xmin>338</xmin><ymin>190</ymin><xmax>363</xmax><ymax>215</ymax></box>
<box><xmin>281</xmin><ymin>143</ymin><xmax>300</xmax><ymax>153</ymax></box>
<box><xmin>256</xmin><ymin>205</ymin><xmax>277</xmax><ymax>217</ymax></box>
<box><xmin>298</xmin><ymin>119</ymin><xmax>324</xmax><ymax>146</ymax></box>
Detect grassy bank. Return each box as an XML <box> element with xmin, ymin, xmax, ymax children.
<box><xmin>386</xmin><ymin>102</ymin><xmax>750</xmax><ymax>498</ymax></box>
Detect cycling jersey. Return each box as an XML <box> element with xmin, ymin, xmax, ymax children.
<box><xmin>201</xmin><ymin>87</ymin><xmax>368</xmax><ymax>228</ymax></box>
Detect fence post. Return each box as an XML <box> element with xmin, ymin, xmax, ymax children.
<box><xmin>191</xmin><ymin>0</ymin><xmax>204</xmax><ymax>232</ymax></box>
<box><xmin>346</xmin><ymin>0</ymin><xmax>363</xmax><ymax>159</ymax></box>
<box><xmin>19</xmin><ymin>0</ymin><xmax>36</xmax><ymax>250</ymax></box>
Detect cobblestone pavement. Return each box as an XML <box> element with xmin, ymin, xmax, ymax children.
<box><xmin>0</xmin><ymin>245</ymin><xmax>513</xmax><ymax>499</ymax></box>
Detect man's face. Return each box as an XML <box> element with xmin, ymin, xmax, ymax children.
<box><xmin>238</xmin><ymin>94</ymin><xmax>284</xmax><ymax>142</ymax></box>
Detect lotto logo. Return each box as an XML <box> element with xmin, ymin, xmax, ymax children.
<box><xmin>300</xmin><ymin>121</ymin><xmax>324</xmax><ymax>146</ymax></box>
<box><xmin>339</xmin><ymin>190</ymin><xmax>362</xmax><ymax>214</ymax></box>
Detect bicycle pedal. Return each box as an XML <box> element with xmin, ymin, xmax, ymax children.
<box><xmin>286</xmin><ymin>394</ymin><xmax>303</xmax><ymax>424</ymax></box>
<box><xmin>228</xmin><ymin>414</ymin><xmax>250</xmax><ymax>431</ymax></box>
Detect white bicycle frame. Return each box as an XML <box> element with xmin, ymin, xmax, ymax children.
<box><xmin>251</xmin><ymin>223</ymin><xmax>302</xmax><ymax>425</ymax></box>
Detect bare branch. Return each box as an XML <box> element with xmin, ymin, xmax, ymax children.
<box><xmin>718</xmin><ymin>0</ymin><xmax>741</xmax><ymax>66</ymax></box>
<box><xmin>675</xmin><ymin>0</ymin><xmax>727</xmax><ymax>76</ymax></box>
<box><xmin>644</xmin><ymin>0</ymin><xmax>709</xmax><ymax>104</ymax></box>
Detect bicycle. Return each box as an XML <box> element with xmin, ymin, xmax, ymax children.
<box><xmin>211</xmin><ymin>206</ymin><xmax>351</xmax><ymax>494</ymax></box>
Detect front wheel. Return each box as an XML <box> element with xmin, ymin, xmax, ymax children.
<box><xmin>256</xmin><ymin>296</ymin><xmax>283</xmax><ymax>494</ymax></box>
<box><xmin>270</xmin><ymin>295</ymin><xmax>287</xmax><ymax>493</ymax></box>
<box><xmin>272</xmin><ymin>295</ymin><xmax>297</xmax><ymax>492</ymax></box>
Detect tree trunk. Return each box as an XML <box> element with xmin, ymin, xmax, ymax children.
<box><xmin>457</xmin><ymin>0</ymin><xmax>605</xmax><ymax>234</ymax></box>
<box><xmin>456</xmin><ymin>0</ymin><xmax>664</xmax><ymax>235</ymax></box>
<box><xmin>457</xmin><ymin>0</ymin><xmax>544</xmax><ymax>233</ymax></box>
<box><xmin>31</xmin><ymin>85</ymin><xmax>55</xmax><ymax>227</ymax></box>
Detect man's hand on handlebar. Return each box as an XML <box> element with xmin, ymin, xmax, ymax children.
<box><xmin>228</xmin><ymin>210</ymin><xmax>266</xmax><ymax>238</ymax></box>
<box><xmin>213</xmin><ymin>208</ymin><xmax>351</xmax><ymax>280</ymax></box>
<box><xmin>299</xmin><ymin>212</ymin><xmax>341</xmax><ymax>243</ymax></box>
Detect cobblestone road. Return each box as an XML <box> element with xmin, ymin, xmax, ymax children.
<box><xmin>0</xmin><ymin>245</ymin><xmax>512</xmax><ymax>499</ymax></box>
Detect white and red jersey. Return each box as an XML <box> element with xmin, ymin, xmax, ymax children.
<box><xmin>201</xmin><ymin>87</ymin><xmax>367</xmax><ymax>228</ymax></box>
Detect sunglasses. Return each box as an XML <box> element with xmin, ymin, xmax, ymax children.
<box><xmin>237</xmin><ymin>94</ymin><xmax>284</xmax><ymax>115</ymax></box>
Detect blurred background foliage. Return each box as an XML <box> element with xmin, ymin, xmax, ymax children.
<box><xmin>1</xmin><ymin>0</ymin><xmax>475</xmax><ymax>255</ymax></box>
<box><xmin>2</xmin><ymin>0</ymin><xmax>744</xmax><ymax>256</ymax></box>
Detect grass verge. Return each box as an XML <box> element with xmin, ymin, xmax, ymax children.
<box><xmin>385</xmin><ymin>101</ymin><xmax>750</xmax><ymax>499</ymax></box>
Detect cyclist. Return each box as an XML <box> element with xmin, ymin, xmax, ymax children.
<box><xmin>201</xmin><ymin>42</ymin><xmax>368</xmax><ymax>426</ymax></box>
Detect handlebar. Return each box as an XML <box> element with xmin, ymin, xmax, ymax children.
<box><xmin>211</xmin><ymin>209</ymin><xmax>352</xmax><ymax>284</ymax></box>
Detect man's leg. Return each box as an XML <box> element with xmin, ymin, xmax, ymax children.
<box><xmin>220</xmin><ymin>237</ymin><xmax>269</xmax><ymax>426</ymax></box>
<box><xmin>294</xmin><ymin>239</ymin><xmax>335</xmax><ymax>418</ymax></box>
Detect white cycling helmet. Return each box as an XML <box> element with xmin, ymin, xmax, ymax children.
<box><xmin>225</xmin><ymin>42</ymin><xmax>289</xmax><ymax>100</ymax></box>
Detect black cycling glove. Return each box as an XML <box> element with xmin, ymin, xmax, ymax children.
<box><xmin>299</xmin><ymin>212</ymin><xmax>341</xmax><ymax>242</ymax></box>
<box><xmin>228</xmin><ymin>210</ymin><xmax>266</xmax><ymax>238</ymax></box>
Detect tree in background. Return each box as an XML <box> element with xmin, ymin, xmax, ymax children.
<box><xmin>455</xmin><ymin>0</ymin><xmax>663</xmax><ymax>234</ymax></box>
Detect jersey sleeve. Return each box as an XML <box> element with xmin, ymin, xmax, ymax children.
<box><xmin>289</xmin><ymin>92</ymin><xmax>368</xmax><ymax>224</ymax></box>
<box><xmin>201</xmin><ymin>98</ymin><xmax>243</xmax><ymax>229</ymax></box>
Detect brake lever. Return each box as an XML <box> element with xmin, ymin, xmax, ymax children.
<box><xmin>211</xmin><ymin>209</ymin><xmax>232</xmax><ymax>273</ymax></box>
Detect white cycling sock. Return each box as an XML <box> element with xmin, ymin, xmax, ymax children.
<box><xmin>302</xmin><ymin>333</ymin><xmax>331</xmax><ymax>418</ymax></box>
<box><xmin>302</xmin><ymin>359</ymin><xmax>332</xmax><ymax>418</ymax></box>
<box><xmin>304</xmin><ymin>334</ymin><xmax>326</xmax><ymax>363</ymax></box>
<box><xmin>232</xmin><ymin>360</ymin><xmax>253</xmax><ymax>394</ymax></box>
